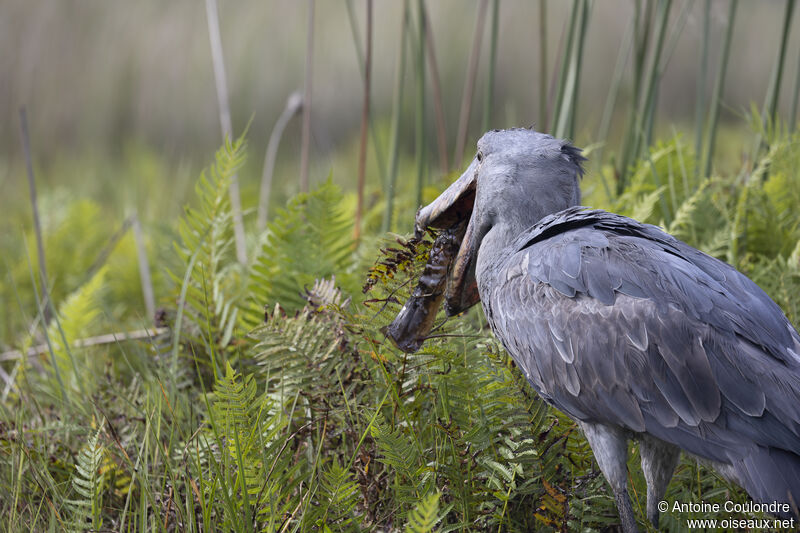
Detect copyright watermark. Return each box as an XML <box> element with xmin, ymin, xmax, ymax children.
<box><xmin>659</xmin><ymin>499</ymin><xmax>797</xmax><ymax>530</ymax></box>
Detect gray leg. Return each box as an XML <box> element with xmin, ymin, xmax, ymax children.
<box><xmin>639</xmin><ymin>436</ymin><xmax>680</xmax><ymax>529</ymax></box>
<box><xmin>580</xmin><ymin>422</ymin><xmax>638</xmax><ymax>533</ymax></box>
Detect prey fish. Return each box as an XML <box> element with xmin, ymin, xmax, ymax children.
<box><xmin>383</xmin><ymin>222</ymin><xmax>466</xmax><ymax>353</ymax></box>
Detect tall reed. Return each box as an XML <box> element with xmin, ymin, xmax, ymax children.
<box><xmin>18</xmin><ymin>107</ymin><xmax>50</xmax><ymax>325</ymax></box>
<box><xmin>538</xmin><ymin>0</ymin><xmax>548</xmax><ymax>130</ymax></box>
<box><xmin>300</xmin><ymin>0</ymin><xmax>315</xmax><ymax>193</ymax></box>
<box><xmin>694</xmin><ymin>0</ymin><xmax>711</xmax><ymax>170</ymax></box>
<box><xmin>345</xmin><ymin>0</ymin><xmax>387</xmax><ymax>184</ymax></box>
<box><xmin>763</xmin><ymin>0</ymin><xmax>796</xmax><ymax>124</ymax></box>
<box><xmin>383</xmin><ymin>1</ymin><xmax>409</xmax><ymax>233</ymax></box>
<box><xmin>482</xmin><ymin>0</ymin><xmax>500</xmax><ymax>133</ymax></box>
<box><xmin>204</xmin><ymin>0</ymin><xmax>247</xmax><ymax>264</ymax></box>
<box><xmin>453</xmin><ymin>0</ymin><xmax>489</xmax><ymax>167</ymax></box>
<box><xmin>701</xmin><ymin>0</ymin><xmax>738</xmax><ymax>179</ymax></box>
<box><xmin>354</xmin><ymin>0</ymin><xmax>373</xmax><ymax>242</ymax></box>
<box><xmin>422</xmin><ymin>2</ymin><xmax>450</xmax><ymax>174</ymax></box>
<box><xmin>414</xmin><ymin>0</ymin><xmax>426</xmax><ymax>208</ymax></box>
<box><xmin>257</xmin><ymin>92</ymin><xmax>303</xmax><ymax>230</ymax></box>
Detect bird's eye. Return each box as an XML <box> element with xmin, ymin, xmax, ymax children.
<box><xmin>476</xmin><ymin>151</ymin><xmax>483</xmax><ymax>162</ymax></box>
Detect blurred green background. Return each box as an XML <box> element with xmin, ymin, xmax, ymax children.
<box><xmin>3</xmin><ymin>1</ymin><xmax>799</xmax><ymax>209</ymax></box>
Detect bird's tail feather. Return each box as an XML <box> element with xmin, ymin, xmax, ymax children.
<box><xmin>735</xmin><ymin>446</ymin><xmax>800</xmax><ymax>519</ymax></box>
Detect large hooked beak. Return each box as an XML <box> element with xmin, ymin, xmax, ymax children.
<box><xmin>414</xmin><ymin>158</ymin><xmax>481</xmax><ymax>316</ymax></box>
<box><xmin>415</xmin><ymin>158</ymin><xmax>478</xmax><ymax>237</ymax></box>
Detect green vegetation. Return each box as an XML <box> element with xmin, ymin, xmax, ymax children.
<box><xmin>2</xmin><ymin>1</ymin><xmax>800</xmax><ymax>531</ymax></box>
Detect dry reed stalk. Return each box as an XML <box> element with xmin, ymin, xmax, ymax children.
<box><xmin>0</xmin><ymin>328</ymin><xmax>170</xmax><ymax>362</ymax></box>
<box><xmin>204</xmin><ymin>0</ymin><xmax>247</xmax><ymax>264</ymax></box>
<box><xmin>421</xmin><ymin>1</ymin><xmax>449</xmax><ymax>173</ymax></box>
<box><xmin>257</xmin><ymin>91</ymin><xmax>303</xmax><ymax>230</ymax></box>
<box><xmin>19</xmin><ymin>107</ymin><xmax>50</xmax><ymax>324</ymax></box>
<box><xmin>482</xmin><ymin>0</ymin><xmax>500</xmax><ymax>133</ymax></box>
<box><xmin>454</xmin><ymin>0</ymin><xmax>489</xmax><ymax>167</ymax></box>
<box><xmin>132</xmin><ymin>213</ymin><xmax>156</xmax><ymax>323</ymax></box>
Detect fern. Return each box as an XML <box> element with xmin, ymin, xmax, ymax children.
<box><xmin>209</xmin><ymin>362</ymin><xmax>267</xmax><ymax>499</ymax></box>
<box><xmin>203</xmin><ymin>362</ymin><xmax>308</xmax><ymax>530</ymax></box>
<box><xmin>315</xmin><ymin>458</ymin><xmax>362</xmax><ymax>531</ymax></box>
<box><xmin>66</xmin><ymin>426</ymin><xmax>105</xmax><ymax>532</ymax></box>
<box><xmin>370</xmin><ymin>416</ymin><xmax>425</xmax><ymax>501</ymax></box>
<box><xmin>405</xmin><ymin>492</ymin><xmax>442</xmax><ymax>533</ymax></box>
<box><xmin>248</xmin><ymin>178</ymin><xmax>355</xmax><ymax>318</ymax></box>
<box><xmin>41</xmin><ymin>265</ymin><xmax>108</xmax><ymax>402</ymax></box>
<box><xmin>171</xmin><ymin>134</ymin><xmax>247</xmax><ymax>365</ymax></box>
<box><xmin>248</xmin><ymin>305</ymin><xmax>344</xmax><ymax>402</ymax></box>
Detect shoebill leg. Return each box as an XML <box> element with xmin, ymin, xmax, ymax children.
<box><xmin>579</xmin><ymin>421</ymin><xmax>639</xmax><ymax>533</ymax></box>
<box><xmin>639</xmin><ymin>435</ymin><xmax>680</xmax><ymax>528</ymax></box>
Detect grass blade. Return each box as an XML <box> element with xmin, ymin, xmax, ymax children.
<box><xmin>132</xmin><ymin>213</ymin><xmax>156</xmax><ymax>323</ymax></box>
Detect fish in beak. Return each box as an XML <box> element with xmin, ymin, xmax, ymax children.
<box><xmin>384</xmin><ymin>158</ymin><xmax>482</xmax><ymax>352</ymax></box>
<box><xmin>382</xmin><ymin>221</ymin><xmax>466</xmax><ymax>353</ymax></box>
<box><xmin>414</xmin><ymin>157</ymin><xmax>482</xmax><ymax>316</ymax></box>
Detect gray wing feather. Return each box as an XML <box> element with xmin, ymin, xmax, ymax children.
<box><xmin>487</xmin><ymin>208</ymin><xmax>800</xmax><ymax>464</ymax></box>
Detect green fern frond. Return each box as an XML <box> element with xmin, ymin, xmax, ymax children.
<box><xmin>249</xmin><ymin>306</ymin><xmax>342</xmax><ymax>401</ymax></box>
<box><xmin>248</xmin><ymin>178</ymin><xmax>355</xmax><ymax>318</ymax></box>
<box><xmin>405</xmin><ymin>492</ymin><xmax>441</xmax><ymax>533</ymax></box>
<box><xmin>170</xmin><ymin>135</ymin><xmax>248</xmax><ymax>361</ymax></box>
<box><xmin>316</xmin><ymin>458</ymin><xmax>362</xmax><ymax>529</ymax></box>
<box><xmin>370</xmin><ymin>416</ymin><xmax>424</xmax><ymax>500</ymax></box>
<box><xmin>65</xmin><ymin>426</ymin><xmax>105</xmax><ymax>532</ymax></box>
<box><xmin>44</xmin><ymin>265</ymin><xmax>108</xmax><ymax>399</ymax></box>
<box><xmin>210</xmin><ymin>362</ymin><xmax>267</xmax><ymax>496</ymax></box>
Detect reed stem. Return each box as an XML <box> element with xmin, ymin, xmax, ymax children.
<box><xmin>632</xmin><ymin>0</ymin><xmax>671</xmax><ymax>166</ymax></box>
<box><xmin>421</xmin><ymin>2</ymin><xmax>450</xmax><ymax>174</ymax></box>
<box><xmin>383</xmin><ymin>1</ymin><xmax>409</xmax><ymax>234</ymax></box>
<box><xmin>482</xmin><ymin>0</ymin><xmax>500</xmax><ymax>133</ymax></box>
<box><xmin>791</xmin><ymin>44</ymin><xmax>800</xmax><ymax>132</ymax></box>
<box><xmin>702</xmin><ymin>0</ymin><xmax>738</xmax><ymax>179</ymax></box>
<box><xmin>695</xmin><ymin>0</ymin><xmax>711</xmax><ymax>173</ymax></box>
<box><xmin>19</xmin><ymin>107</ymin><xmax>50</xmax><ymax>324</ymax></box>
<box><xmin>300</xmin><ymin>0</ymin><xmax>315</xmax><ymax>193</ymax></box>
<box><xmin>204</xmin><ymin>0</ymin><xmax>247</xmax><ymax>264</ymax></box>
<box><xmin>538</xmin><ymin>0</ymin><xmax>548</xmax><ymax>130</ymax></box>
<box><xmin>596</xmin><ymin>19</ymin><xmax>634</xmax><ymax>169</ymax></box>
<box><xmin>257</xmin><ymin>92</ymin><xmax>303</xmax><ymax>230</ymax></box>
<box><xmin>132</xmin><ymin>213</ymin><xmax>156</xmax><ymax>324</ymax></box>
<box><xmin>354</xmin><ymin>0</ymin><xmax>373</xmax><ymax>242</ymax></box>
<box><xmin>763</xmin><ymin>0</ymin><xmax>796</xmax><ymax>124</ymax></box>
<box><xmin>454</xmin><ymin>0</ymin><xmax>489</xmax><ymax>167</ymax></box>
<box><xmin>552</xmin><ymin>0</ymin><xmax>579</xmax><ymax>138</ymax></box>
<box><xmin>414</xmin><ymin>0</ymin><xmax>426</xmax><ymax>209</ymax></box>
<box><xmin>345</xmin><ymin>0</ymin><xmax>387</xmax><ymax>185</ymax></box>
